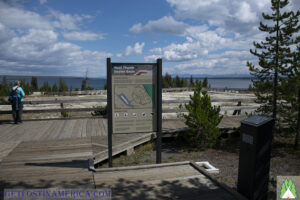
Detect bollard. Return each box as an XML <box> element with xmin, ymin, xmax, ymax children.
<box><xmin>237</xmin><ymin>115</ymin><xmax>274</xmax><ymax>200</ymax></box>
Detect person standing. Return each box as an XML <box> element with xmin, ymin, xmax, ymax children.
<box><xmin>8</xmin><ymin>80</ymin><xmax>25</xmax><ymax>124</ymax></box>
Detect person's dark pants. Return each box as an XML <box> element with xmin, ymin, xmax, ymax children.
<box><xmin>12</xmin><ymin>102</ymin><xmax>23</xmax><ymax>124</ymax></box>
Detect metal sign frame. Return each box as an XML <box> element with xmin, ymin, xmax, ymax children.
<box><xmin>107</xmin><ymin>58</ymin><xmax>162</xmax><ymax>167</ymax></box>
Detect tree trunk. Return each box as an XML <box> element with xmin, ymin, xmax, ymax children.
<box><xmin>295</xmin><ymin>88</ymin><xmax>300</xmax><ymax>149</ymax></box>
<box><xmin>273</xmin><ymin>1</ymin><xmax>280</xmax><ymax>126</ymax></box>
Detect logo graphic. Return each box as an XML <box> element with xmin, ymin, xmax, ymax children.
<box><xmin>280</xmin><ymin>178</ymin><xmax>297</xmax><ymax>199</ymax></box>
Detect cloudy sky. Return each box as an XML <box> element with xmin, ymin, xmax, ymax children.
<box><xmin>0</xmin><ymin>0</ymin><xmax>299</xmax><ymax>77</ymax></box>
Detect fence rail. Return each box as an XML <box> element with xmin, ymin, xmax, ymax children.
<box><xmin>0</xmin><ymin>98</ymin><xmax>256</xmax><ymax>105</ymax></box>
<box><xmin>0</xmin><ymin>96</ymin><xmax>257</xmax><ymax>118</ymax></box>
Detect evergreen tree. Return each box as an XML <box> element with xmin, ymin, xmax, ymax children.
<box><xmin>280</xmin><ymin>10</ymin><xmax>300</xmax><ymax>148</ymax></box>
<box><xmin>40</xmin><ymin>81</ymin><xmax>52</xmax><ymax>93</ymax></box>
<box><xmin>195</xmin><ymin>79</ymin><xmax>201</xmax><ymax>86</ymax></box>
<box><xmin>23</xmin><ymin>82</ymin><xmax>31</xmax><ymax>95</ymax></box>
<box><xmin>203</xmin><ymin>77</ymin><xmax>208</xmax><ymax>88</ymax></box>
<box><xmin>179</xmin><ymin>82</ymin><xmax>223</xmax><ymax>147</ymax></box>
<box><xmin>162</xmin><ymin>73</ymin><xmax>173</xmax><ymax>88</ymax></box>
<box><xmin>59</xmin><ymin>78</ymin><xmax>68</xmax><ymax>92</ymax></box>
<box><xmin>247</xmin><ymin>0</ymin><xmax>295</xmax><ymax>127</ymax></box>
<box><xmin>52</xmin><ymin>83</ymin><xmax>58</xmax><ymax>92</ymax></box>
<box><xmin>31</xmin><ymin>77</ymin><xmax>38</xmax><ymax>91</ymax></box>
<box><xmin>165</xmin><ymin>72</ymin><xmax>174</xmax><ymax>88</ymax></box>
<box><xmin>175</xmin><ymin>75</ymin><xmax>181</xmax><ymax>87</ymax></box>
<box><xmin>189</xmin><ymin>75</ymin><xmax>194</xmax><ymax>88</ymax></box>
<box><xmin>81</xmin><ymin>69</ymin><xmax>89</xmax><ymax>91</ymax></box>
<box><xmin>180</xmin><ymin>77</ymin><xmax>188</xmax><ymax>87</ymax></box>
<box><xmin>81</xmin><ymin>78</ymin><xmax>87</xmax><ymax>91</ymax></box>
<box><xmin>0</xmin><ymin>76</ymin><xmax>9</xmax><ymax>96</ymax></box>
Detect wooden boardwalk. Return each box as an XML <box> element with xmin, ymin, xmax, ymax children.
<box><xmin>0</xmin><ymin>116</ymin><xmax>247</xmax><ymax>199</ymax></box>
<box><xmin>0</xmin><ymin>116</ymin><xmax>246</xmax><ymax>162</ymax></box>
<box><xmin>92</xmin><ymin>162</ymin><xmax>243</xmax><ymax>200</ymax></box>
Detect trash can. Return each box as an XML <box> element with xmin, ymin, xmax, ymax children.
<box><xmin>237</xmin><ymin>115</ymin><xmax>274</xmax><ymax>200</ymax></box>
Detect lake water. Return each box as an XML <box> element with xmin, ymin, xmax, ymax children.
<box><xmin>0</xmin><ymin>76</ymin><xmax>252</xmax><ymax>90</ymax></box>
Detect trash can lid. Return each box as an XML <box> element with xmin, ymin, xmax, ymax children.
<box><xmin>241</xmin><ymin>115</ymin><xmax>273</xmax><ymax>127</ymax></box>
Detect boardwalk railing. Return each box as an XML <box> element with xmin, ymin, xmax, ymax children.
<box><xmin>0</xmin><ymin>97</ymin><xmax>258</xmax><ymax>118</ymax></box>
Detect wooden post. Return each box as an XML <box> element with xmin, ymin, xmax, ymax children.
<box><xmin>60</xmin><ymin>103</ymin><xmax>65</xmax><ymax>117</ymax></box>
<box><xmin>107</xmin><ymin>58</ymin><xmax>113</xmax><ymax>168</ymax></box>
<box><xmin>233</xmin><ymin>101</ymin><xmax>241</xmax><ymax>115</ymax></box>
<box><xmin>156</xmin><ymin>58</ymin><xmax>162</xmax><ymax>164</ymax></box>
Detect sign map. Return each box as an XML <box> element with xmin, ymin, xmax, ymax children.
<box><xmin>111</xmin><ymin>64</ymin><xmax>157</xmax><ymax>133</ymax></box>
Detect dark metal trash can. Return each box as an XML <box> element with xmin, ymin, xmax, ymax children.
<box><xmin>237</xmin><ymin>115</ymin><xmax>274</xmax><ymax>200</ymax></box>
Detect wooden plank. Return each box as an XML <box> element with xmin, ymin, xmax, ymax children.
<box><xmin>90</xmin><ymin>119</ymin><xmax>98</xmax><ymax>137</ymax></box>
<box><xmin>96</xmin><ymin>118</ymin><xmax>105</xmax><ymax>136</ymax></box>
<box><xmin>71</xmin><ymin>119</ymin><xmax>83</xmax><ymax>138</ymax></box>
<box><xmin>0</xmin><ymin>123</ymin><xmax>20</xmax><ymax>142</ymax></box>
<box><xmin>42</xmin><ymin>120</ymin><xmax>63</xmax><ymax>140</ymax></box>
<box><xmin>31</xmin><ymin>121</ymin><xmax>53</xmax><ymax>141</ymax></box>
<box><xmin>93</xmin><ymin>162</ymin><xmax>235</xmax><ymax>200</ymax></box>
<box><xmin>0</xmin><ymin>136</ymin><xmax>95</xmax><ymax>189</ymax></box>
<box><xmin>49</xmin><ymin>120</ymin><xmax>66</xmax><ymax>140</ymax></box>
<box><xmin>38</xmin><ymin>120</ymin><xmax>56</xmax><ymax>141</ymax></box>
<box><xmin>0</xmin><ymin>141</ymin><xmax>20</xmax><ymax>163</ymax></box>
<box><xmin>93</xmin><ymin>118</ymin><xmax>101</xmax><ymax>137</ymax></box>
<box><xmin>23</xmin><ymin>121</ymin><xmax>47</xmax><ymax>141</ymax></box>
<box><xmin>59</xmin><ymin>119</ymin><xmax>76</xmax><ymax>139</ymax></box>
<box><xmin>100</xmin><ymin>118</ymin><xmax>108</xmax><ymax>136</ymax></box>
<box><xmin>4</xmin><ymin>121</ymin><xmax>34</xmax><ymax>142</ymax></box>
<box><xmin>81</xmin><ymin>119</ymin><xmax>87</xmax><ymax>138</ymax></box>
<box><xmin>86</xmin><ymin>119</ymin><xmax>92</xmax><ymax>138</ymax></box>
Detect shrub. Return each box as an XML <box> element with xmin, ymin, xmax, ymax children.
<box><xmin>179</xmin><ymin>82</ymin><xmax>223</xmax><ymax>147</ymax></box>
<box><xmin>91</xmin><ymin>105</ymin><xmax>107</xmax><ymax>117</ymax></box>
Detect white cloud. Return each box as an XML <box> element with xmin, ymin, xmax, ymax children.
<box><xmin>124</xmin><ymin>42</ymin><xmax>145</xmax><ymax>56</ymax></box>
<box><xmin>130</xmin><ymin>16</ymin><xmax>189</xmax><ymax>35</ymax></box>
<box><xmin>40</xmin><ymin>0</ymin><xmax>47</xmax><ymax>5</ymax></box>
<box><xmin>235</xmin><ymin>2</ymin><xmax>258</xmax><ymax>23</ymax></box>
<box><xmin>166</xmin><ymin>0</ymin><xmax>270</xmax><ymax>35</ymax></box>
<box><xmin>164</xmin><ymin>50</ymin><xmax>255</xmax><ymax>75</ymax></box>
<box><xmin>0</xmin><ymin>2</ymin><xmax>111</xmax><ymax>77</ymax></box>
<box><xmin>63</xmin><ymin>31</ymin><xmax>104</xmax><ymax>41</ymax></box>
<box><xmin>50</xmin><ymin>10</ymin><xmax>92</xmax><ymax>30</ymax></box>
<box><xmin>143</xmin><ymin>0</ymin><xmax>298</xmax><ymax>75</ymax></box>
<box><xmin>0</xmin><ymin>1</ymin><xmax>52</xmax><ymax>29</ymax></box>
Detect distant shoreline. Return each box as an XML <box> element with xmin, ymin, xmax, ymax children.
<box><xmin>0</xmin><ymin>75</ymin><xmax>253</xmax><ymax>90</ymax></box>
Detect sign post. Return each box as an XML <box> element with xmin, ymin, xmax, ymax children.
<box><xmin>107</xmin><ymin>58</ymin><xmax>113</xmax><ymax>167</ymax></box>
<box><xmin>106</xmin><ymin>58</ymin><xmax>162</xmax><ymax>167</ymax></box>
<box><xmin>156</xmin><ymin>58</ymin><xmax>162</xmax><ymax>164</ymax></box>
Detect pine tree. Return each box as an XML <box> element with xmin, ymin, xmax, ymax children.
<box><xmin>162</xmin><ymin>73</ymin><xmax>173</xmax><ymax>88</ymax></box>
<box><xmin>247</xmin><ymin>0</ymin><xmax>296</xmax><ymax>128</ymax></box>
<box><xmin>189</xmin><ymin>75</ymin><xmax>194</xmax><ymax>88</ymax></box>
<box><xmin>175</xmin><ymin>75</ymin><xmax>181</xmax><ymax>87</ymax></box>
<box><xmin>203</xmin><ymin>77</ymin><xmax>208</xmax><ymax>88</ymax></box>
<box><xmin>180</xmin><ymin>77</ymin><xmax>188</xmax><ymax>87</ymax></box>
<box><xmin>31</xmin><ymin>77</ymin><xmax>38</xmax><ymax>91</ymax></box>
<box><xmin>59</xmin><ymin>78</ymin><xmax>68</xmax><ymax>92</ymax></box>
<box><xmin>81</xmin><ymin>69</ymin><xmax>89</xmax><ymax>91</ymax></box>
<box><xmin>40</xmin><ymin>81</ymin><xmax>52</xmax><ymax>93</ymax></box>
<box><xmin>179</xmin><ymin>82</ymin><xmax>223</xmax><ymax>147</ymax></box>
<box><xmin>52</xmin><ymin>83</ymin><xmax>58</xmax><ymax>92</ymax></box>
<box><xmin>280</xmin><ymin>9</ymin><xmax>300</xmax><ymax>148</ymax></box>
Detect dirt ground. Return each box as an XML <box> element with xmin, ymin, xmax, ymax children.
<box><xmin>98</xmin><ymin>133</ymin><xmax>300</xmax><ymax>200</ymax></box>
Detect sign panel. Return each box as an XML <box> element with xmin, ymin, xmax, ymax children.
<box><xmin>111</xmin><ymin>63</ymin><xmax>157</xmax><ymax>133</ymax></box>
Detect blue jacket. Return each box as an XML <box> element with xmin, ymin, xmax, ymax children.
<box><xmin>8</xmin><ymin>86</ymin><xmax>25</xmax><ymax>102</ymax></box>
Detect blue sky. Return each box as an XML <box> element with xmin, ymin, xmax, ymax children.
<box><xmin>0</xmin><ymin>0</ymin><xmax>299</xmax><ymax>77</ymax></box>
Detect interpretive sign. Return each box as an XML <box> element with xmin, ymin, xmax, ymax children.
<box><xmin>111</xmin><ymin>63</ymin><xmax>157</xmax><ymax>133</ymax></box>
<box><xmin>106</xmin><ymin>58</ymin><xmax>162</xmax><ymax>167</ymax></box>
